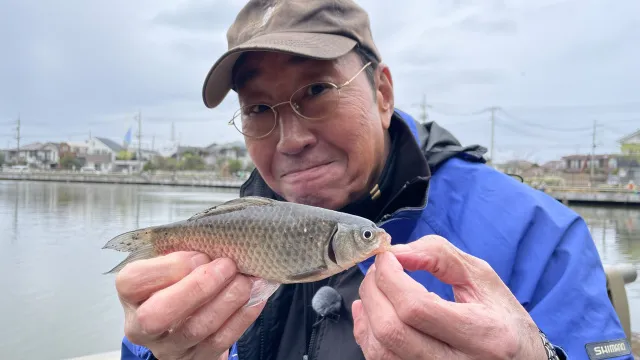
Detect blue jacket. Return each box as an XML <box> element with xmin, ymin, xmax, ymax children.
<box><xmin>121</xmin><ymin>109</ymin><xmax>632</xmax><ymax>360</ymax></box>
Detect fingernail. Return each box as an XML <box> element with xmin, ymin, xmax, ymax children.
<box><xmin>190</xmin><ymin>253</ymin><xmax>210</xmax><ymax>270</ymax></box>
<box><xmin>391</xmin><ymin>244</ymin><xmax>412</xmax><ymax>253</ymax></box>
<box><xmin>352</xmin><ymin>300</ymin><xmax>362</xmax><ymax>319</ymax></box>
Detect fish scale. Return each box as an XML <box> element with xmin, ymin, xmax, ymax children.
<box><xmin>102</xmin><ymin>196</ymin><xmax>391</xmax><ymax>306</ymax></box>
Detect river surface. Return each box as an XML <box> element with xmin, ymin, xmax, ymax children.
<box><xmin>0</xmin><ymin>180</ymin><xmax>638</xmax><ymax>360</ymax></box>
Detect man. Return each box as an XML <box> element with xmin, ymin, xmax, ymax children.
<box><xmin>116</xmin><ymin>1</ymin><xmax>633</xmax><ymax>359</ymax></box>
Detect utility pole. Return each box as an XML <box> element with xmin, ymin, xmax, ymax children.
<box><xmin>590</xmin><ymin>119</ymin><xmax>597</xmax><ymax>185</ymax></box>
<box><xmin>151</xmin><ymin>135</ymin><xmax>155</xmax><ymax>152</ymax></box>
<box><xmin>16</xmin><ymin>114</ymin><xmax>21</xmax><ymax>157</ymax></box>
<box><xmin>489</xmin><ymin>107</ymin><xmax>497</xmax><ymax>166</ymax></box>
<box><xmin>136</xmin><ymin>110</ymin><xmax>142</xmax><ymax>168</ymax></box>
<box><xmin>419</xmin><ymin>94</ymin><xmax>428</xmax><ymax>124</ymax></box>
<box><xmin>171</xmin><ymin>122</ymin><xmax>175</xmax><ymax>143</ymax></box>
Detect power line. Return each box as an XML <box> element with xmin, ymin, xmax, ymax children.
<box><xmin>502</xmin><ymin>101</ymin><xmax>640</xmax><ymax>113</ymax></box>
<box><xmin>426</xmin><ymin>105</ymin><xmax>492</xmax><ymax>117</ymax></box>
<box><xmin>497</xmin><ymin>108</ymin><xmax>595</xmax><ymax>132</ymax></box>
<box><xmin>429</xmin><ymin>101</ymin><xmax>640</xmax><ymax>114</ymax></box>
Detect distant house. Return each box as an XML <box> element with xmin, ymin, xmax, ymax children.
<box><xmin>202</xmin><ymin>143</ymin><xmax>219</xmax><ymax>167</ymax></box>
<box><xmin>85</xmin><ymin>137</ymin><xmax>158</xmax><ymax>173</ymax></box>
<box><xmin>495</xmin><ymin>160</ymin><xmax>545</xmax><ymax>177</ymax></box>
<box><xmin>561</xmin><ymin>154</ymin><xmax>619</xmax><ymax>174</ymax></box>
<box><xmin>66</xmin><ymin>141</ymin><xmax>89</xmax><ymax>156</ymax></box>
<box><xmin>560</xmin><ymin>153</ymin><xmax>640</xmax><ymax>185</ymax></box>
<box><xmin>542</xmin><ymin>160</ymin><xmax>565</xmax><ymax>172</ymax></box>
<box><xmin>171</xmin><ymin>146</ymin><xmax>207</xmax><ymax>159</ymax></box>
<box><xmin>198</xmin><ymin>141</ymin><xmax>248</xmax><ymax>166</ymax></box>
<box><xmin>83</xmin><ymin>137</ymin><xmax>121</xmax><ymax>171</ymax></box>
<box><xmin>169</xmin><ymin>141</ymin><xmax>250</xmax><ymax>169</ymax></box>
<box><xmin>618</xmin><ymin>129</ymin><xmax>640</xmax><ymax>155</ymax></box>
<box><xmin>3</xmin><ymin>142</ymin><xmax>60</xmax><ymax>169</ymax></box>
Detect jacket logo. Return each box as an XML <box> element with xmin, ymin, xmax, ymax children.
<box><xmin>585</xmin><ymin>339</ymin><xmax>632</xmax><ymax>359</ymax></box>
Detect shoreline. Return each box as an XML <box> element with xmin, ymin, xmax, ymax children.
<box><xmin>2</xmin><ymin>173</ymin><xmax>640</xmax><ymax>206</ymax></box>
<box><xmin>0</xmin><ymin>172</ymin><xmax>244</xmax><ymax>189</ymax></box>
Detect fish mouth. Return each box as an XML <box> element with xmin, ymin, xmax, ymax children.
<box><xmin>380</xmin><ymin>232</ymin><xmax>392</xmax><ymax>250</ymax></box>
<box><xmin>368</xmin><ymin>232</ymin><xmax>392</xmax><ymax>257</ymax></box>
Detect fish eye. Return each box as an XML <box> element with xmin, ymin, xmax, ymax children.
<box><xmin>362</xmin><ymin>229</ymin><xmax>373</xmax><ymax>240</ymax></box>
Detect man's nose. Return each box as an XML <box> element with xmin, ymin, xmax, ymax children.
<box><xmin>275</xmin><ymin>106</ymin><xmax>317</xmax><ymax>155</ymax></box>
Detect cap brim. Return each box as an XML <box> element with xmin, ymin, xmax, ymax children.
<box><xmin>202</xmin><ymin>32</ymin><xmax>357</xmax><ymax>109</ymax></box>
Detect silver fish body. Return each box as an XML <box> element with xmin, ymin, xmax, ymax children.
<box><xmin>103</xmin><ymin>196</ymin><xmax>391</xmax><ymax>306</ymax></box>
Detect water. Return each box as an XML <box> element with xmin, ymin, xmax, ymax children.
<box><xmin>0</xmin><ymin>181</ymin><xmax>638</xmax><ymax>360</ymax></box>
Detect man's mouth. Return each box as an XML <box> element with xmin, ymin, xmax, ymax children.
<box><xmin>281</xmin><ymin>161</ymin><xmax>333</xmax><ymax>178</ymax></box>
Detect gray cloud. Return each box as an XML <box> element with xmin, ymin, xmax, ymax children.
<box><xmin>457</xmin><ymin>16</ymin><xmax>517</xmax><ymax>35</ymax></box>
<box><xmin>1</xmin><ymin>0</ymin><xmax>639</xmax><ymax>163</ymax></box>
<box><xmin>152</xmin><ymin>0</ymin><xmax>244</xmax><ymax>33</ymax></box>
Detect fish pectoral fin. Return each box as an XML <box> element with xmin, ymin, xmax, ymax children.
<box><xmin>245</xmin><ymin>278</ymin><xmax>281</xmax><ymax>308</ymax></box>
<box><xmin>187</xmin><ymin>196</ymin><xmax>276</xmax><ymax>222</ymax></box>
<box><xmin>287</xmin><ymin>266</ymin><xmax>328</xmax><ymax>281</ymax></box>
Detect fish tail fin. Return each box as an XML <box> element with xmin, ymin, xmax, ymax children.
<box><xmin>102</xmin><ymin>227</ymin><xmax>159</xmax><ymax>275</ymax></box>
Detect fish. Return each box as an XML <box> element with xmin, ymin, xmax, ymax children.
<box><xmin>102</xmin><ymin>196</ymin><xmax>392</xmax><ymax>307</ymax></box>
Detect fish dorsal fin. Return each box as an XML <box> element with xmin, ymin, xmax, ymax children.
<box><xmin>187</xmin><ymin>196</ymin><xmax>276</xmax><ymax>222</ymax></box>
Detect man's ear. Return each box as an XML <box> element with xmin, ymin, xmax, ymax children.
<box><xmin>376</xmin><ymin>63</ymin><xmax>394</xmax><ymax>129</ymax></box>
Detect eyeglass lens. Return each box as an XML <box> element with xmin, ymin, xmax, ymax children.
<box><xmin>232</xmin><ymin>82</ymin><xmax>340</xmax><ymax>138</ymax></box>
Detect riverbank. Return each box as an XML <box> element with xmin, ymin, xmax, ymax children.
<box><xmin>2</xmin><ymin>172</ymin><xmax>639</xmax><ymax>205</ymax></box>
<box><xmin>0</xmin><ymin>171</ymin><xmax>244</xmax><ymax>189</ymax></box>
<box><xmin>544</xmin><ymin>186</ymin><xmax>640</xmax><ymax>206</ymax></box>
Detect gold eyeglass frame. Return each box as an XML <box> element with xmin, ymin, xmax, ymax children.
<box><xmin>228</xmin><ymin>61</ymin><xmax>372</xmax><ymax>139</ymax></box>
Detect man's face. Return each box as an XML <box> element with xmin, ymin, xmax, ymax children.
<box><xmin>233</xmin><ymin>51</ymin><xmax>395</xmax><ymax>210</ymax></box>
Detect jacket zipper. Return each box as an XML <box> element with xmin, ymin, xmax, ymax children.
<box><xmin>303</xmin><ymin>275</ymin><xmax>337</xmax><ymax>360</ymax></box>
<box><xmin>305</xmin><ymin>323</ymin><xmax>319</xmax><ymax>360</ymax></box>
<box><xmin>304</xmin><ymin>285</ymin><xmax>319</xmax><ymax>360</ymax></box>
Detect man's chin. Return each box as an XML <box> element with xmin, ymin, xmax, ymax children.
<box><xmin>282</xmin><ymin>188</ymin><xmax>349</xmax><ymax>210</ymax></box>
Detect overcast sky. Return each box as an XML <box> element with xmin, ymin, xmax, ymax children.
<box><xmin>1</xmin><ymin>0</ymin><xmax>639</xmax><ymax>163</ymax></box>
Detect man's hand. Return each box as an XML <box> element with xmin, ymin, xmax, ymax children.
<box><xmin>352</xmin><ymin>235</ymin><xmax>548</xmax><ymax>360</ymax></box>
<box><xmin>115</xmin><ymin>251</ymin><xmax>265</xmax><ymax>360</ymax></box>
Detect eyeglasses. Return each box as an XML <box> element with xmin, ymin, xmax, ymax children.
<box><xmin>228</xmin><ymin>62</ymin><xmax>372</xmax><ymax>139</ymax></box>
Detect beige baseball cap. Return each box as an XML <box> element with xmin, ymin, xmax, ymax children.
<box><xmin>201</xmin><ymin>0</ymin><xmax>382</xmax><ymax>109</ymax></box>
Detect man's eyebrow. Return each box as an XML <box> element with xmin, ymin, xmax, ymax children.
<box><xmin>233</xmin><ymin>55</ymin><xmax>313</xmax><ymax>90</ymax></box>
<box><xmin>288</xmin><ymin>55</ymin><xmax>310</xmax><ymax>65</ymax></box>
<box><xmin>234</xmin><ymin>68</ymin><xmax>259</xmax><ymax>91</ymax></box>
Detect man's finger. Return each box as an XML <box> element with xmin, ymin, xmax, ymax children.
<box><xmin>390</xmin><ymin>235</ymin><xmax>476</xmax><ymax>286</ymax></box>
<box><xmin>391</xmin><ymin>235</ymin><xmax>502</xmax><ymax>293</ymax></box>
<box><xmin>352</xmin><ymin>299</ymin><xmax>402</xmax><ymax>360</ymax></box>
<box><xmin>192</xmin><ymin>299</ymin><xmax>267</xmax><ymax>360</ymax></box>
<box><xmin>135</xmin><ymin>257</ymin><xmax>238</xmax><ymax>337</ymax></box>
<box><xmin>359</xmin><ymin>264</ymin><xmax>456</xmax><ymax>360</ymax></box>
<box><xmin>373</xmin><ymin>251</ymin><xmax>482</xmax><ymax>352</ymax></box>
<box><xmin>116</xmin><ymin>251</ymin><xmax>212</xmax><ymax>305</ymax></box>
<box><xmin>171</xmin><ymin>274</ymin><xmax>253</xmax><ymax>349</ymax></box>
